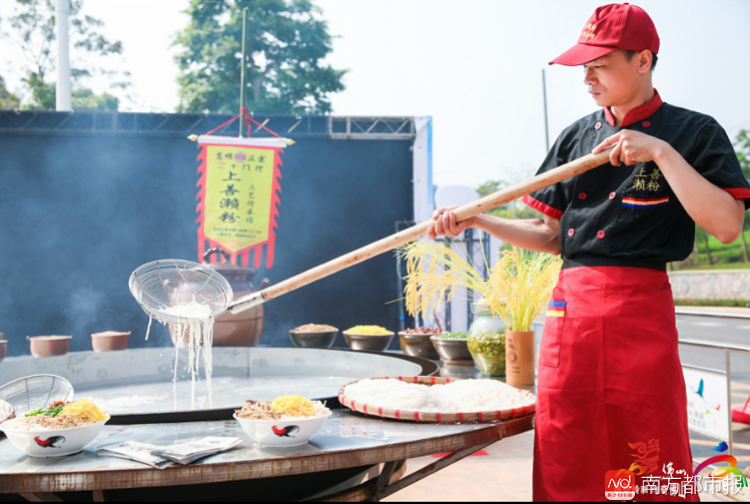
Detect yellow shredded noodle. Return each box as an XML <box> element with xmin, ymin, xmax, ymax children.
<box><xmin>271</xmin><ymin>395</ymin><xmax>317</xmax><ymax>418</ymax></box>
<box><xmin>345</xmin><ymin>325</ymin><xmax>392</xmax><ymax>335</ymax></box>
<box><xmin>60</xmin><ymin>399</ymin><xmax>108</xmax><ymax>423</ymax></box>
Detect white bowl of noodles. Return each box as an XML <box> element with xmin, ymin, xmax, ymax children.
<box><xmin>234</xmin><ymin>396</ymin><xmax>331</xmax><ymax>448</ymax></box>
<box><xmin>0</xmin><ymin>400</ymin><xmax>110</xmax><ymax>457</ymax></box>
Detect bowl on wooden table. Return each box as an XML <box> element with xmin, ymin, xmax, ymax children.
<box><xmin>27</xmin><ymin>336</ymin><xmax>72</xmax><ymax>358</ymax></box>
<box><xmin>91</xmin><ymin>331</ymin><xmax>131</xmax><ymax>352</ymax></box>
<box><xmin>343</xmin><ymin>331</ymin><xmax>395</xmax><ymax>352</ymax></box>
<box><xmin>398</xmin><ymin>329</ymin><xmax>442</xmax><ymax>360</ymax></box>
<box><xmin>430</xmin><ymin>335</ymin><xmax>474</xmax><ymax>365</ymax></box>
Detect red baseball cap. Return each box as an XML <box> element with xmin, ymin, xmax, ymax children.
<box><xmin>550</xmin><ymin>3</ymin><xmax>659</xmax><ymax>66</ymax></box>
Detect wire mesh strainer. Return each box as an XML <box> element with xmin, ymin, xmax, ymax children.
<box><xmin>129</xmin><ymin>259</ymin><xmax>234</xmax><ymax>324</ymax></box>
<box><xmin>0</xmin><ymin>375</ymin><xmax>74</xmax><ymax>415</ymax></box>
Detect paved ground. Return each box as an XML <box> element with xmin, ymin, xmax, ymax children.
<box><xmin>384</xmin><ymin>310</ymin><xmax>750</xmax><ymax>502</ymax></box>
<box><xmin>384</xmin><ymin>431</ymin><xmax>733</xmax><ymax>502</ymax></box>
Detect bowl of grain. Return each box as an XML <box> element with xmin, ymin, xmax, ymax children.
<box><xmin>289</xmin><ymin>324</ymin><xmax>338</xmax><ymax>348</ymax></box>
<box><xmin>398</xmin><ymin>327</ymin><xmax>442</xmax><ymax>360</ymax></box>
<box><xmin>343</xmin><ymin>325</ymin><xmax>395</xmax><ymax>352</ymax></box>
<box><xmin>431</xmin><ymin>332</ymin><xmax>474</xmax><ymax>365</ymax></box>
<box><xmin>91</xmin><ymin>331</ymin><xmax>131</xmax><ymax>352</ymax></box>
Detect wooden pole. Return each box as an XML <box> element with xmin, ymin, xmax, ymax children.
<box><xmin>239</xmin><ymin>7</ymin><xmax>248</xmax><ymax>138</ymax></box>
<box><xmin>229</xmin><ymin>148</ymin><xmax>613</xmax><ymax>313</ymax></box>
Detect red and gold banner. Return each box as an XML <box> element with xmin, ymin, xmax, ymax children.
<box><xmin>196</xmin><ymin>136</ymin><xmax>285</xmax><ymax>268</ymax></box>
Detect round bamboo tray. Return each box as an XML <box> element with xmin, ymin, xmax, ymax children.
<box><xmin>338</xmin><ymin>376</ymin><xmax>536</xmax><ymax>424</ymax></box>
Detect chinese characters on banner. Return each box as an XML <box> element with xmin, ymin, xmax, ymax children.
<box><xmin>196</xmin><ymin>137</ymin><xmax>285</xmax><ymax>268</ymax></box>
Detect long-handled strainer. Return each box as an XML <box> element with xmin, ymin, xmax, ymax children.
<box><xmin>130</xmin><ymin>149</ymin><xmax>613</xmax><ymax>322</ymax></box>
<box><xmin>129</xmin><ymin>259</ymin><xmax>234</xmax><ymax>324</ymax></box>
<box><xmin>0</xmin><ymin>375</ymin><xmax>74</xmax><ymax>416</ymax></box>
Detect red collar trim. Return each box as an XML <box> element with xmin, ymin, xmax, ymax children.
<box><xmin>604</xmin><ymin>89</ymin><xmax>663</xmax><ymax>127</ymax></box>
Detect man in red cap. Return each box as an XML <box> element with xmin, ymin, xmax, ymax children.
<box><xmin>429</xmin><ymin>3</ymin><xmax>750</xmax><ymax>501</ymax></box>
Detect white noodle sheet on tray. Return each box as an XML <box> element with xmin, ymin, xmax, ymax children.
<box><xmin>339</xmin><ymin>377</ymin><xmax>536</xmax><ymax>423</ymax></box>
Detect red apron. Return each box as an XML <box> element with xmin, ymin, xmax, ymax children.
<box><xmin>533</xmin><ymin>266</ymin><xmax>698</xmax><ymax>502</ymax></box>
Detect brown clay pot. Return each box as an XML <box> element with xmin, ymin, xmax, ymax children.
<box><xmin>0</xmin><ymin>339</ymin><xmax>6</xmax><ymax>363</ymax></box>
<box><xmin>91</xmin><ymin>331</ymin><xmax>130</xmax><ymax>352</ymax></box>
<box><xmin>505</xmin><ymin>330</ymin><xmax>536</xmax><ymax>386</ymax></box>
<box><xmin>27</xmin><ymin>336</ymin><xmax>71</xmax><ymax>358</ymax></box>
<box><xmin>167</xmin><ymin>248</ymin><xmax>268</xmax><ymax>347</ymax></box>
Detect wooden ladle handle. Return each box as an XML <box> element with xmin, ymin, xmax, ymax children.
<box><xmin>229</xmin><ymin>148</ymin><xmax>612</xmax><ymax>313</ymax></box>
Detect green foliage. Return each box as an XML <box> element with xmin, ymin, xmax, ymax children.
<box><xmin>734</xmin><ymin>129</ymin><xmax>750</xmax><ymax>182</ymax></box>
<box><xmin>4</xmin><ymin>0</ymin><xmax>126</xmax><ymax>110</ymax></box>
<box><xmin>476</xmin><ymin>179</ymin><xmax>543</xmax><ymax>221</ymax></box>
<box><xmin>174</xmin><ymin>0</ymin><xmax>346</xmax><ymax>114</ymax></box>
<box><xmin>0</xmin><ymin>76</ymin><xmax>21</xmax><ymax>110</ymax></box>
<box><xmin>7</xmin><ymin>0</ymin><xmax>123</xmax><ymax>80</ymax></box>
<box><xmin>674</xmin><ymin>228</ymin><xmax>750</xmax><ymax>270</ymax></box>
<box><xmin>19</xmin><ymin>73</ymin><xmax>117</xmax><ymax>111</ymax></box>
<box><xmin>674</xmin><ymin>298</ymin><xmax>750</xmax><ymax>307</ymax></box>
<box><xmin>476</xmin><ymin>180</ymin><xmax>505</xmax><ymax>198</ymax></box>
<box><xmin>72</xmin><ymin>88</ymin><xmax>118</xmax><ymax>111</ymax></box>
<box><xmin>21</xmin><ymin>71</ymin><xmax>55</xmax><ymax>110</ymax></box>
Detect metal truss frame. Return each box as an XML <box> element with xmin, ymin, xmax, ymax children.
<box><xmin>328</xmin><ymin>116</ymin><xmax>414</xmax><ymax>140</ymax></box>
<box><xmin>0</xmin><ymin>111</ymin><xmax>415</xmax><ymax>141</ymax></box>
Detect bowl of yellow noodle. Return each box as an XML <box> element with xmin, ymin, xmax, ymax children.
<box><xmin>0</xmin><ymin>399</ymin><xmax>110</xmax><ymax>457</ymax></box>
<box><xmin>233</xmin><ymin>395</ymin><xmax>331</xmax><ymax>448</ymax></box>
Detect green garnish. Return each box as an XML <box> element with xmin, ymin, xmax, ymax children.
<box><xmin>24</xmin><ymin>404</ymin><xmax>65</xmax><ymax>418</ymax></box>
<box><xmin>437</xmin><ymin>332</ymin><xmax>469</xmax><ymax>340</ymax></box>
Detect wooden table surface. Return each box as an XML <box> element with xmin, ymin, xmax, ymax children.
<box><xmin>0</xmin><ymin>410</ymin><xmax>534</xmax><ymax>497</ymax></box>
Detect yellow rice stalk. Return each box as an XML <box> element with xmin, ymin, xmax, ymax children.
<box><xmin>401</xmin><ymin>241</ymin><xmax>562</xmax><ymax>331</ymax></box>
<box><xmin>400</xmin><ymin>240</ymin><xmax>487</xmax><ymax>321</ymax></box>
<box><xmin>485</xmin><ymin>247</ymin><xmax>562</xmax><ymax>331</ymax></box>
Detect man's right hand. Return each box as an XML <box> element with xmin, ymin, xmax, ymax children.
<box><xmin>427</xmin><ymin>206</ymin><xmax>475</xmax><ymax>240</ymax></box>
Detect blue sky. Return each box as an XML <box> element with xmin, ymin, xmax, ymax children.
<box><xmin>1</xmin><ymin>0</ymin><xmax>748</xmax><ymax>188</ymax></box>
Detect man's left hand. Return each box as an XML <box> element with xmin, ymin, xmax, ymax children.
<box><xmin>592</xmin><ymin>130</ymin><xmax>670</xmax><ymax>167</ymax></box>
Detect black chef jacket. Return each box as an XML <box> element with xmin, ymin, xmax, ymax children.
<box><xmin>523</xmin><ymin>90</ymin><xmax>750</xmax><ymax>270</ymax></box>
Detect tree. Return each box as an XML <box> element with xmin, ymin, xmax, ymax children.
<box><xmin>0</xmin><ymin>76</ymin><xmax>21</xmax><ymax>110</ymax></box>
<box><xmin>174</xmin><ymin>0</ymin><xmax>346</xmax><ymax>114</ymax></box>
<box><xmin>71</xmin><ymin>88</ymin><xmax>118</xmax><ymax>111</ymax></box>
<box><xmin>731</xmin><ymin>129</ymin><xmax>750</xmax><ymax>261</ymax></box>
<box><xmin>734</xmin><ymin>129</ymin><xmax>750</xmax><ymax>182</ymax></box>
<box><xmin>694</xmin><ymin>225</ymin><xmax>713</xmax><ymax>265</ymax></box>
<box><xmin>21</xmin><ymin>71</ymin><xmax>55</xmax><ymax>109</ymax></box>
<box><xmin>477</xmin><ymin>180</ymin><xmax>542</xmax><ymax>220</ymax></box>
<box><xmin>3</xmin><ymin>0</ymin><xmax>127</xmax><ymax>110</ymax></box>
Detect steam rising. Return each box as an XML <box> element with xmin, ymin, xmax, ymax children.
<box><xmin>0</xmin><ymin>123</ymin><xmax>412</xmax><ymax>356</ymax></box>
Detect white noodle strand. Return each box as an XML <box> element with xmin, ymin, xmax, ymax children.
<box><xmin>343</xmin><ymin>379</ymin><xmax>535</xmax><ymax>413</ymax></box>
<box><xmin>155</xmin><ymin>301</ymin><xmax>215</xmax><ymax>410</ymax></box>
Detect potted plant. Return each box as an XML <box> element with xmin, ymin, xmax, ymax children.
<box><xmin>486</xmin><ymin>247</ymin><xmax>560</xmax><ymax>385</ymax></box>
<box><xmin>401</xmin><ymin>242</ymin><xmax>560</xmax><ymax>383</ymax></box>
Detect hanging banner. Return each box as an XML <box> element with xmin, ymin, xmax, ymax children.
<box><xmin>196</xmin><ymin>136</ymin><xmax>286</xmax><ymax>268</ymax></box>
